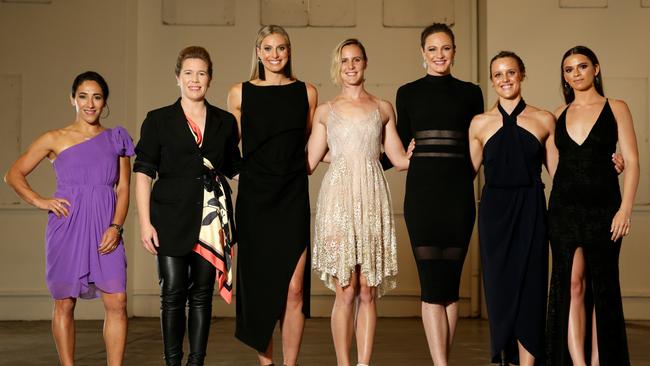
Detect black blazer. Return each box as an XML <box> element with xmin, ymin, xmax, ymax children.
<box><xmin>134</xmin><ymin>99</ymin><xmax>241</xmax><ymax>256</ymax></box>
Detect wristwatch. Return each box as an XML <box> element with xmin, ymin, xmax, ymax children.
<box><xmin>109</xmin><ymin>223</ymin><xmax>124</xmax><ymax>236</ymax></box>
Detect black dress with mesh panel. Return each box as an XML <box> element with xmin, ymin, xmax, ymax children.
<box><xmin>395</xmin><ymin>74</ymin><xmax>483</xmax><ymax>303</ymax></box>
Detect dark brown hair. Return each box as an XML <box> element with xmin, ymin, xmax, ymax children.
<box><xmin>560</xmin><ymin>45</ymin><xmax>604</xmax><ymax>104</ymax></box>
<box><xmin>72</xmin><ymin>71</ymin><xmax>109</xmax><ymax>100</ymax></box>
<box><xmin>420</xmin><ymin>23</ymin><xmax>455</xmax><ymax>49</ymax></box>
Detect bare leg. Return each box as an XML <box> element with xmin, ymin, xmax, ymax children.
<box><xmin>101</xmin><ymin>292</ymin><xmax>127</xmax><ymax>366</ymax></box>
<box><xmin>332</xmin><ymin>272</ymin><xmax>359</xmax><ymax>366</ymax></box>
<box><xmin>517</xmin><ymin>340</ymin><xmax>535</xmax><ymax>366</ymax></box>
<box><xmin>590</xmin><ymin>308</ymin><xmax>599</xmax><ymax>366</ymax></box>
<box><xmin>280</xmin><ymin>250</ymin><xmax>307</xmax><ymax>366</ymax></box>
<box><xmin>257</xmin><ymin>341</ymin><xmax>274</xmax><ymax>366</ymax></box>
<box><xmin>355</xmin><ymin>275</ymin><xmax>376</xmax><ymax>365</ymax></box>
<box><xmin>52</xmin><ymin>298</ymin><xmax>77</xmax><ymax>366</ymax></box>
<box><xmin>421</xmin><ymin>302</ymin><xmax>449</xmax><ymax>366</ymax></box>
<box><xmin>568</xmin><ymin>247</ymin><xmax>588</xmax><ymax>366</ymax></box>
<box><xmin>446</xmin><ymin>301</ymin><xmax>459</xmax><ymax>354</ymax></box>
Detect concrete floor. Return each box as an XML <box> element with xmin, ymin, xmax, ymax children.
<box><xmin>1</xmin><ymin>317</ymin><xmax>649</xmax><ymax>365</ymax></box>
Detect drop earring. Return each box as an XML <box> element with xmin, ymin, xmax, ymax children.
<box><xmin>258</xmin><ymin>58</ymin><xmax>266</xmax><ymax>80</ymax></box>
<box><xmin>422</xmin><ymin>60</ymin><xmax>427</xmax><ymax>70</ymax></box>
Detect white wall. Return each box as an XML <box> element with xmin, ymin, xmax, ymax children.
<box><xmin>484</xmin><ymin>0</ymin><xmax>650</xmax><ymax>319</ymax></box>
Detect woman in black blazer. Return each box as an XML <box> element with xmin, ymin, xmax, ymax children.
<box><xmin>134</xmin><ymin>46</ymin><xmax>241</xmax><ymax>366</ymax></box>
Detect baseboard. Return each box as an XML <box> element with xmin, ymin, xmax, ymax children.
<box><xmin>2</xmin><ymin>291</ymin><xmax>648</xmax><ymax>320</ymax></box>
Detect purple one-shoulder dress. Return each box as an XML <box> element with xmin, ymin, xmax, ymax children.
<box><xmin>45</xmin><ymin>126</ymin><xmax>134</xmax><ymax>299</ymax></box>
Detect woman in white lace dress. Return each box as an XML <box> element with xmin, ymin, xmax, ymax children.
<box><xmin>307</xmin><ymin>39</ymin><xmax>410</xmax><ymax>366</ymax></box>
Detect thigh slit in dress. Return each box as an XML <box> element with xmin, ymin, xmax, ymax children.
<box><xmin>546</xmin><ymin>100</ymin><xmax>630</xmax><ymax>365</ymax></box>
<box><xmin>235</xmin><ymin>81</ymin><xmax>311</xmax><ymax>352</ymax></box>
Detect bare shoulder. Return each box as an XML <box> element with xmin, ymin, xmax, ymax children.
<box><xmin>376</xmin><ymin>98</ymin><xmax>394</xmax><ymax>112</ymax></box>
<box><xmin>27</xmin><ymin>128</ymin><xmax>65</xmax><ymax>153</ymax></box>
<box><xmin>314</xmin><ymin>102</ymin><xmax>330</xmax><ymax>124</ymax></box>
<box><xmin>372</xmin><ymin>98</ymin><xmax>394</xmax><ymax>123</ymax></box>
<box><xmin>608</xmin><ymin>98</ymin><xmax>631</xmax><ymax>115</ymax></box>
<box><xmin>469</xmin><ymin>110</ymin><xmax>494</xmax><ymax>133</ymax></box>
<box><xmin>533</xmin><ymin>108</ymin><xmax>555</xmax><ymax>124</ymax></box>
<box><xmin>553</xmin><ymin>104</ymin><xmax>569</xmax><ymax>118</ymax></box>
<box><xmin>305</xmin><ymin>82</ymin><xmax>318</xmax><ymax>106</ymax></box>
<box><xmin>526</xmin><ymin>105</ymin><xmax>554</xmax><ymax>121</ymax></box>
<box><xmin>227</xmin><ymin>82</ymin><xmax>243</xmax><ymax>98</ymax></box>
<box><xmin>304</xmin><ymin>81</ymin><xmax>318</xmax><ymax>94</ymax></box>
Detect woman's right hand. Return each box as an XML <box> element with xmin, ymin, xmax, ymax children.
<box><xmin>35</xmin><ymin>197</ymin><xmax>70</xmax><ymax>218</ymax></box>
<box><xmin>140</xmin><ymin>222</ymin><xmax>159</xmax><ymax>255</ymax></box>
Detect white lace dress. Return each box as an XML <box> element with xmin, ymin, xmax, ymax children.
<box><xmin>312</xmin><ymin>104</ymin><xmax>398</xmax><ymax>296</ymax></box>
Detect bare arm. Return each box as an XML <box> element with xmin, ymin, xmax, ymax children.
<box><xmin>4</xmin><ymin>131</ymin><xmax>70</xmax><ymax>217</ymax></box>
<box><xmin>381</xmin><ymin>100</ymin><xmax>410</xmax><ymax>171</ymax></box>
<box><xmin>305</xmin><ymin>83</ymin><xmax>318</xmax><ymax>137</ymax></box>
<box><xmin>543</xmin><ymin>112</ymin><xmax>559</xmax><ymax>178</ymax></box>
<box><xmin>227</xmin><ymin>83</ymin><xmax>243</xmax><ymax>140</ymax></box>
<box><xmin>135</xmin><ymin>172</ymin><xmax>158</xmax><ymax>254</ymax></box>
<box><xmin>610</xmin><ymin>99</ymin><xmax>640</xmax><ymax>241</ymax></box>
<box><xmin>98</xmin><ymin>157</ymin><xmax>131</xmax><ymax>254</ymax></box>
<box><xmin>306</xmin><ymin>105</ymin><xmax>329</xmax><ymax>174</ymax></box>
<box><xmin>468</xmin><ymin>116</ymin><xmax>484</xmax><ymax>176</ymax></box>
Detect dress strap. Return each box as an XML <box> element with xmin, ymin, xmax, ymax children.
<box><xmin>488</xmin><ymin>98</ymin><xmax>533</xmax><ymax>188</ymax></box>
<box><xmin>497</xmin><ymin>98</ymin><xmax>526</xmax><ymax>126</ymax></box>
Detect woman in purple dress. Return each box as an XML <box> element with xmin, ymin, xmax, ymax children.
<box><xmin>5</xmin><ymin>71</ymin><xmax>133</xmax><ymax>365</ymax></box>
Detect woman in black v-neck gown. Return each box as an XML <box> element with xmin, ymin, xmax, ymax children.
<box><xmin>547</xmin><ymin>100</ymin><xmax>628</xmax><ymax>365</ymax></box>
<box><xmin>546</xmin><ymin>46</ymin><xmax>640</xmax><ymax>366</ymax></box>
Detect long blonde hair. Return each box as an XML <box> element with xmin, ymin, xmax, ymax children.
<box><xmin>249</xmin><ymin>25</ymin><xmax>295</xmax><ymax>81</ymax></box>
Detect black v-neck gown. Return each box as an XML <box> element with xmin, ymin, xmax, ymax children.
<box><xmin>546</xmin><ymin>100</ymin><xmax>630</xmax><ymax>365</ymax></box>
<box><xmin>479</xmin><ymin>100</ymin><xmax>548</xmax><ymax>364</ymax></box>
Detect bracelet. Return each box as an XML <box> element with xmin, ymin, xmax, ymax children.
<box><xmin>109</xmin><ymin>223</ymin><xmax>124</xmax><ymax>235</ymax></box>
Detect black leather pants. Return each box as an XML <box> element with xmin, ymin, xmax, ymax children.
<box><xmin>158</xmin><ymin>252</ymin><xmax>216</xmax><ymax>366</ymax></box>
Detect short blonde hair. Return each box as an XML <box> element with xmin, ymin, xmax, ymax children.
<box><xmin>330</xmin><ymin>38</ymin><xmax>368</xmax><ymax>86</ymax></box>
<box><xmin>249</xmin><ymin>25</ymin><xmax>295</xmax><ymax>81</ymax></box>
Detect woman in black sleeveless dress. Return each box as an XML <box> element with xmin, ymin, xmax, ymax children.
<box><xmin>469</xmin><ymin>52</ymin><xmax>555</xmax><ymax>365</ymax></box>
<box><xmin>546</xmin><ymin>46</ymin><xmax>639</xmax><ymax>366</ymax></box>
<box><xmin>395</xmin><ymin>23</ymin><xmax>483</xmax><ymax>365</ymax></box>
<box><xmin>227</xmin><ymin>25</ymin><xmax>317</xmax><ymax>366</ymax></box>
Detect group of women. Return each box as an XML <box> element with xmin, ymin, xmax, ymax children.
<box><xmin>4</xmin><ymin>21</ymin><xmax>639</xmax><ymax>366</ymax></box>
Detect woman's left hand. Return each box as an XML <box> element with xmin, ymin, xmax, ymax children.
<box><xmin>610</xmin><ymin>209</ymin><xmax>631</xmax><ymax>242</ymax></box>
<box><xmin>406</xmin><ymin>138</ymin><xmax>415</xmax><ymax>159</ymax></box>
<box><xmin>98</xmin><ymin>226</ymin><xmax>121</xmax><ymax>254</ymax></box>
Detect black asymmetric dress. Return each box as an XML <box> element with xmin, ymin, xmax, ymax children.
<box><xmin>396</xmin><ymin>73</ymin><xmax>483</xmax><ymax>303</ymax></box>
<box><xmin>546</xmin><ymin>100</ymin><xmax>630</xmax><ymax>365</ymax></box>
<box><xmin>479</xmin><ymin>100</ymin><xmax>547</xmax><ymax>364</ymax></box>
<box><xmin>235</xmin><ymin>81</ymin><xmax>311</xmax><ymax>352</ymax></box>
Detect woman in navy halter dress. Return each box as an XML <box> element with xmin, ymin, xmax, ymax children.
<box><xmin>470</xmin><ymin>52</ymin><xmax>555</xmax><ymax>365</ymax></box>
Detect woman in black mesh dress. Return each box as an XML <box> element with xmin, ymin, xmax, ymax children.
<box><xmin>395</xmin><ymin>23</ymin><xmax>483</xmax><ymax>365</ymax></box>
